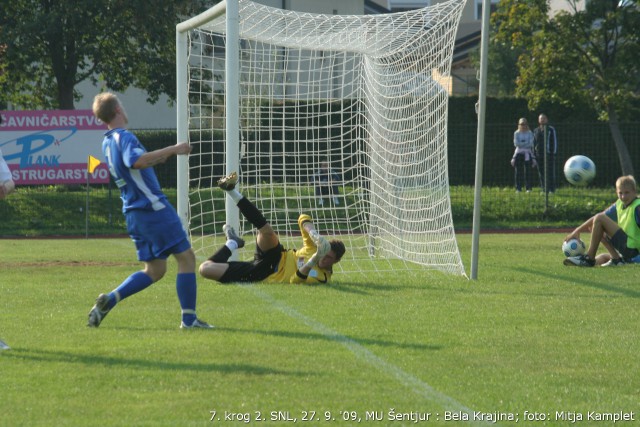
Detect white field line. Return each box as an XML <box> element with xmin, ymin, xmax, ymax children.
<box><xmin>247</xmin><ymin>286</ymin><xmax>498</xmax><ymax>427</ymax></box>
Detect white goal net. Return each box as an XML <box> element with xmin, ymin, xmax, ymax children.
<box><xmin>177</xmin><ymin>0</ymin><xmax>466</xmax><ymax>277</ymax></box>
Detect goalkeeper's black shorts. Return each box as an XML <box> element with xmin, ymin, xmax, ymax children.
<box><xmin>218</xmin><ymin>243</ymin><xmax>284</xmax><ymax>283</ymax></box>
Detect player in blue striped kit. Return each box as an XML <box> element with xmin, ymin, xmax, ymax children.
<box><xmin>87</xmin><ymin>92</ymin><xmax>212</xmax><ymax>329</ymax></box>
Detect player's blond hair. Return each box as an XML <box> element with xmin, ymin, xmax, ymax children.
<box><xmin>616</xmin><ymin>175</ymin><xmax>637</xmax><ymax>192</ymax></box>
<box><xmin>92</xmin><ymin>92</ymin><xmax>120</xmax><ymax>124</ymax></box>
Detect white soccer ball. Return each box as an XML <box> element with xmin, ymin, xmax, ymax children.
<box><xmin>564</xmin><ymin>155</ymin><xmax>596</xmax><ymax>186</ymax></box>
<box><xmin>562</xmin><ymin>238</ymin><xmax>586</xmax><ymax>257</ymax></box>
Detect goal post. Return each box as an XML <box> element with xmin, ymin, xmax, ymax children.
<box><xmin>177</xmin><ymin>0</ymin><xmax>467</xmax><ymax>277</ymax></box>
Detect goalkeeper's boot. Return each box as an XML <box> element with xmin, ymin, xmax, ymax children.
<box><xmin>87</xmin><ymin>293</ymin><xmax>111</xmax><ymax>327</ymax></box>
<box><xmin>0</xmin><ymin>338</ymin><xmax>10</xmax><ymax>350</ymax></box>
<box><xmin>217</xmin><ymin>172</ymin><xmax>238</xmax><ymax>191</ymax></box>
<box><xmin>180</xmin><ymin>318</ymin><xmax>214</xmax><ymax>329</ymax></box>
<box><xmin>563</xmin><ymin>254</ymin><xmax>595</xmax><ymax>267</ymax></box>
<box><xmin>223</xmin><ymin>224</ymin><xmax>245</xmax><ymax>249</ymax></box>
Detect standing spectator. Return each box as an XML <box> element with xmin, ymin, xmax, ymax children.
<box><xmin>87</xmin><ymin>92</ymin><xmax>212</xmax><ymax>329</ymax></box>
<box><xmin>534</xmin><ymin>113</ymin><xmax>558</xmax><ymax>193</ymax></box>
<box><xmin>510</xmin><ymin>118</ymin><xmax>536</xmax><ymax>193</ymax></box>
<box><xmin>313</xmin><ymin>159</ymin><xmax>341</xmax><ymax>206</ymax></box>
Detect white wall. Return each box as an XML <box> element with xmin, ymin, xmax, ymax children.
<box><xmin>548</xmin><ymin>0</ymin><xmax>586</xmax><ymax>16</ymax></box>
<box><xmin>255</xmin><ymin>0</ymin><xmax>364</xmax><ymax>15</ymax></box>
<box><xmin>75</xmin><ymin>80</ymin><xmax>177</xmax><ymax>130</ymax></box>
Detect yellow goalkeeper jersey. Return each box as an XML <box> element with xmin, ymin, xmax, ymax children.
<box><xmin>263</xmin><ymin>214</ymin><xmax>333</xmax><ymax>285</ymax></box>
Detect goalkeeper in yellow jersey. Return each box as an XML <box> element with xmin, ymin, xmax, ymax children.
<box><xmin>199</xmin><ymin>172</ymin><xmax>346</xmax><ymax>285</ymax></box>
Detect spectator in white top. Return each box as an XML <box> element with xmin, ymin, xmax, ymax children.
<box><xmin>510</xmin><ymin>117</ymin><xmax>537</xmax><ymax>193</ymax></box>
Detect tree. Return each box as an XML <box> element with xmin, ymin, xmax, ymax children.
<box><xmin>0</xmin><ymin>41</ymin><xmax>7</xmax><ymax>110</ymax></box>
<box><xmin>471</xmin><ymin>0</ymin><xmax>549</xmax><ymax>97</ymax></box>
<box><xmin>0</xmin><ymin>0</ymin><xmax>211</xmax><ymax>110</ymax></box>
<box><xmin>516</xmin><ymin>0</ymin><xmax>639</xmax><ymax>176</ymax></box>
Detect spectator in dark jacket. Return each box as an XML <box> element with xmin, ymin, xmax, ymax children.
<box><xmin>534</xmin><ymin>113</ymin><xmax>558</xmax><ymax>193</ymax></box>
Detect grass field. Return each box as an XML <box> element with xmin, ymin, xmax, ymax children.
<box><xmin>0</xmin><ymin>235</ymin><xmax>638</xmax><ymax>427</ymax></box>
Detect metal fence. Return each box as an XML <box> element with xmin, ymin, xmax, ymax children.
<box><xmin>0</xmin><ymin>121</ymin><xmax>637</xmax><ymax>237</ymax></box>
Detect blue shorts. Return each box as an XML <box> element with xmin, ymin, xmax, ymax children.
<box><xmin>125</xmin><ymin>201</ymin><xmax>191</xmax><ymax>262</ymax></box>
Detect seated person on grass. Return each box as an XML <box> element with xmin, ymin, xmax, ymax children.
<box><xmin>563</xmin><ymin>175</ymin><xmax>640</xmax><ymax>267</ymax></box>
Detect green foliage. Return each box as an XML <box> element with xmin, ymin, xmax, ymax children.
<box><xmin>0</xmin><ymin>43</ymin><xmax>6</xmax><ymax>105</ymax></box>
<box><xmin>1</xmin><ymin>236</ymin><xmax>638</xmax><ymax>426</ymax></box>
<box><xmin>517</xmin><ymin>1</ymin><xmax>640</xmax><ymax>120</ymax></box>
<box><xmin>470</xmin><ymin>0</ymin><xmax>549</xmax><ymax>97</ymax></box>
<box><xmin>0</xmin><ymin>0</ymin><xmax>212</xmax><ymax>109</ymax></box>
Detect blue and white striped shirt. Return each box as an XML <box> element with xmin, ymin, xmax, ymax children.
<box><xmin>102</xmin><ymin>128</ymin><xmax>167</xmax><ymax>213</ymax></box>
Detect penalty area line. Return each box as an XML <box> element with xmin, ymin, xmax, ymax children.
<box><xmin>248</xmin><ymin>286</ymin><xmax>497</xmax><ymax>427</ymax></box>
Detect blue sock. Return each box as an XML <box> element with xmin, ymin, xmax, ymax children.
<box><xmin>177</xmin><ymin>272</ymin><xmax>197</xmax><ymax>325</ymax></box>
<box><xmin>108</xmin><ymin>271</ymin><xmax>154</xmax><ymax>309</ymax></box>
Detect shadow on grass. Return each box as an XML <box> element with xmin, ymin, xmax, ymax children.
<box><xmin>325</xmin><ymin>281</ymin><xmax>401</xmax><ymax>295</ymax></box>
<box><xmin>325</xmin><ymin>280</ymin><xmax>443</xmax><ymax>294</ymax></box>
<box><xmin>513</xmin><ymin>267</ymin><xmax>640</xmax><ymax>299</ymax></box>
<box><xmin>326</xmin><ymin>281</ymin><xmax>465</xmax><ymax>296</ymax></box>
<box><xmin>216</xmin><ymin>326</ymin><xmax>442</xmax><ymax>352</ymax></box>
<box><xmin>2</xmin><ymin>348</ymin><xmax>313</xmax><ymax>376</ymax></box>
<box><xmin>220</xmin><ymin>281</ymin><xmax>422</xmax><ymax>295</ymax></box>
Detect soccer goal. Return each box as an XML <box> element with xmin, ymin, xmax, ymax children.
<box><xmin>176</xmin><ymin>0</ymin><xmax>467</xmax><ymax>277</ymax></box>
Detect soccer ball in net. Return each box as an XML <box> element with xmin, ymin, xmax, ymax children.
<box><xmin>562</xmin><ymin>238</ymin><xmax>586</xmax><ymax>257</ymax></box>
<box><xmin>563</xmin><ymin>155</ymin><xmax>596</xmax><ymax>186</ymax></box>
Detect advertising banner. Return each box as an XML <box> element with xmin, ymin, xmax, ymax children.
<box><xmin>0</xmin><ymin>110</ymin><xmax>110</xmax><ymax>184</ymax></box>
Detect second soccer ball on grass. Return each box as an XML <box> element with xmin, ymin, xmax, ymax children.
<box><xmin>562</xmin><ymin>238</ymin><xmax>586</xmax><ymax>257</ymax></box>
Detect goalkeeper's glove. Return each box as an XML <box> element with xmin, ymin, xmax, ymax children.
<box><xmin>290</xmin><ymin>252</ymin><xmax>320</xmax><ymax>284</ymax></box>
<box><xmin>316</xmin><ymin>236</ymin><xmax>331</xmax><ymax>258</ymax></box>
<box><xmin>308</xmin><ymin>228</ymin><xmax>322</xmax><ymax>244</ymax></box>
<box><xmin>308</xmin><ymin>228</ymin><xmax>331</xmax><ymax>257</ymax></box>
